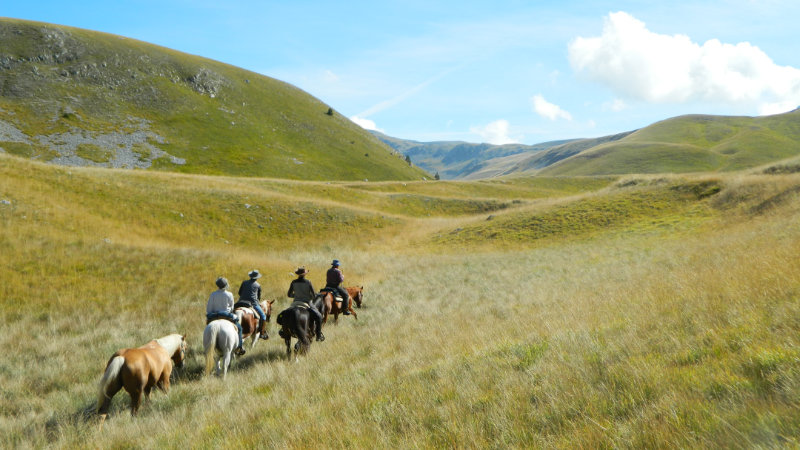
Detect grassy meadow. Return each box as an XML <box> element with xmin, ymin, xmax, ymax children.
<box><xmin>1</xmin><ymin>152</ymin><xmax>799</xmax><ymax>447</ymax></box>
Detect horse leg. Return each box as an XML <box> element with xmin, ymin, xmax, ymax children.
<box><xmin>97</xmin><ymin>380</ymin><xmax>122</xmax><ymax>417</ymax></box>
<box><xmin>158</xmin><ymin>368</ymin><xmax>171</xmax><ymax>394</ymax></box>
<box><xmin>222</xmin><ymin>351</ymin><xmax>232</xmax><ymax>378</ymax></box>
<box><xmin>128</xmin><ymin>387</ymin><xmax>144</xmax><ymax>416</ymax></box>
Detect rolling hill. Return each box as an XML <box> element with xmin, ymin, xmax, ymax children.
<box><xmin>2</xmin><ymin>150</ymin><xmax>800</xmax><ymax>447</ymax></box>
<box><xmin>377</xmin><ymin>110</ymin><xmax>800</xmax><ymax>180</ymax></box>
<box><xmin>532</xmin><ymin>111</ymin><xmax>800</xmax><ymax>176</ymax></box>
<box><xmin>0</xmin><ymin>18</ymin><xmax>430</xmax><ymax>181</ymax></box>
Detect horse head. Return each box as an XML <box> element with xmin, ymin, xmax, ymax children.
<box><xmin>261</xmin><ymin>299</ymin><xmax>275</xmax><ymax>322</ymax></box>
<box><xmin>349</xmin><ymin>286</ymin><xmax>364</xmax><ymax>308</ymax></box>
<box><xmin>171</xmin><ymin>335</ymin><xmax>187</xmax><ymax>368</ymax></box>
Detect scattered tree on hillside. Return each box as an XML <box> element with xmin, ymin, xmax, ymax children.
<box><xmin>434</xmin><ymin>171</ymin><xmax>440</xmax><ymax>180</ymax></box>
<box><xmin>405</xmin><ymin>154</ymin><xmax>412</xmax><ymax>165</ymax></box>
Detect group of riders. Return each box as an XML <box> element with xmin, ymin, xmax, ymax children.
<box><xmin>205</xmin><ymin>259</ymin><xmax>351</xmax><ymax>356</ymax></box>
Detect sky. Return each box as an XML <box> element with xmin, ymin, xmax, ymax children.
<box><xmin>5</xmin><ymin>1</ymin><xmax>800</xmax><ymax>145</ymax></box>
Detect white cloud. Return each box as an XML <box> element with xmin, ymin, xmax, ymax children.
<box><xmin>470</xmin><ymin>119</ymin><xmax>518</xmax><ymax>145</ymax></box>
<box><xmin>568</xmin><ymin>12</ymin><xmax>800</xmax><ymax>114</ymax></box>
<box><xmin>350</xmin><ymin>116</ymin><xmax>383</xmax><ymax>132</ymax></box>
<box><xmin>532</xmin><ymin>94</ymin><xmax>573</xmax><ymax>121</ymax></box>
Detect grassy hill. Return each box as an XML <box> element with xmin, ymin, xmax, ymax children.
<box><xmin>0</xmin><ymin>18</ymin><xmax>430</xmax><ymax>181</ymax></box>
<box><xmin>375</xmin><ymin>110</ymin><xmax>800</xmax><ymax>180</ymax></box>
<box><xmin>1</xmin><ymin>151</ymin><xmax>799</xmax><ymax>447</ymax></box>
<box><xmin>535</xmin><ymin>111</ymin><xmax>800</xmax><ymax>176</ymax></box>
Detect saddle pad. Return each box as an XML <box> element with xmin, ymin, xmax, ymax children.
<box><xmin>236</xmin><ymin>306</ymin><xmax>257</xmax><ymax>317</ymax></box>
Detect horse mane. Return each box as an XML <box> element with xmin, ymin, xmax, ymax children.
<box><xmin>155</xmin><ymin>334</ymin><xmax>184</xmax><ymax>355</ymax></box>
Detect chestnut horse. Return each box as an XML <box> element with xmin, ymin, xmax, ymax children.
<box><xmin>234</xmin><ymin>299</ymin><xmax>274</xmax><ymax>349</ymax></box>
<box><xmin>348</xmin><ymin>286</ymin><xmax>364</xmax><ymax>309</ymax></box>
<box><xmin>97</xmin><ymin>334</ymin><xmax>186</xmax><ymax>421</ymax></box>
<box><xmin>318</xmin><ymin>287</ymin><xmax>360</xmax><ymax>324</ymax></box>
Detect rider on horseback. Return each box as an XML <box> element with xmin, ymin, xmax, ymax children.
<box><xmin>236</xmin><ymin>270</ymin><xmax>268</xmax><ymax>340</ymax></box>
<box><xmin>288</xmin><ymin>267</ymin><xmax>324</xmax><ymax>341</ymax></box>
<box><xmin>325</xmin><ymin>259</ymin><xmax>351</xmax><ymax>315</ymax></box>
<box><xmin>206</xmin><ymin>277</ymin><xmax>246</xmax><ymax>356</ymax></box>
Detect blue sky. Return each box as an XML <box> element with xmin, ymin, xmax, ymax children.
<box><xmin>5</xmin><ymin>1</ymin><xmax>800</xmax><ymax>145</ymax></box>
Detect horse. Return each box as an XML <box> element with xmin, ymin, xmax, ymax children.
<box><xmin>203</xmin><ymin>319</ymin><xmax>239</xmax><ymax>378</ymax></box>
<box><xmin>234</xmin><ymin>299</ymin><xmax>274</xmax><ymax>349</ymax></box>
<box><xmin>318</xmin><ymin>288</ymin><xmax>358</xmax><ymax>324</ymax></box>
<box><xmin>347</xmin><ymin>285</ymin><xmax>364</xmax><ymax>309</ymax></box>
<box><xmin>96</xmin><ymin>333</ymin><xmax>186</xmax><ymax>421</ymax></box>
<box><xmin>276</xmin><ymin>302</ymin><xmax>317</xmax><ymax>361</ymax></box>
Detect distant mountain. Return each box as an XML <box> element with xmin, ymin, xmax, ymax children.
<box><xmin>371</xmin><ymin>130</ymin><xmax>574</xmax><ymax>179</ymax></box>
<box><xmin>0</xmin><ymin>18</ymin><xmax>430</xmax><ymax>181</ymax></box>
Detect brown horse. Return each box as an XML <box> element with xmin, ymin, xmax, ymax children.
<box><xmin>347</xmin><ymin>286</ymin><xmax>364</xmax><ymax>308</ymax></box>
<box><xmin>97</xmin><ymin>334</ymin><xmax>186</xmax><ymax>421</ymax></box>
<box><xmin>318</xmin><ymin>288</ymin><xmax>358</xmax><ymax>324</ymax></box>
<box><xmin>234</xmin><ymin>299</ymin><xmax>274</xmax><ymax>349</ymax></box>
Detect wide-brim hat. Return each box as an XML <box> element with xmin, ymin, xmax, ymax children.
<box><xmin>295</xmin><ymin>267</ymin><xmax>308</xmax><ymax>275</ymax></box>
<box><xmin>249</xmin><ymin>269</ymin><xmax>262</xmax><ymax>279</ymax></box>
<box><xmin>331</xmin><ymin>259</ymin><xmax>340</xmax><ymax>266</ymax></box>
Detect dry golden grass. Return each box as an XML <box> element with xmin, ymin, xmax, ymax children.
<box><xmin>1</xmin><ymin>154</ymin><xmax>799</xmax><ymax>448</ymax></box>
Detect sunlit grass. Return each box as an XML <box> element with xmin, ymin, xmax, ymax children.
<box><xmin>1</xmin><ymin>154</ymin><xmax>799</xmax><ymax>447</ymax></box>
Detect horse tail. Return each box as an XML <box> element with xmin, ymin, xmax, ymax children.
<box><xmin>97</xmin><ymin>355</ymin><xmax>124</xmax><ymax>413</ymax></box>
<box><xmin>203</xmin><ymin>323</ymin><xmax>219</xmax><ymax>376</ymax></box>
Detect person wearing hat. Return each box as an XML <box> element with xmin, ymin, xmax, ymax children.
<box><xmin>206</xmin><ymin>277</ymin><xmax>246</xmax><ymax>356</ymax></box>
<box><xmin>287</xmin><ymin>266</ymin><xmax>324</xmax><ymax>341</ymax></box>
<box><xmin>236</xmin><ymin>269</ymin><xmax>268</xmax><ymax>340</ymax></box>
<box><xmin>325</xmin><ymin>259</ymin><xmax>351</xmax><ymax>315</ymax></box>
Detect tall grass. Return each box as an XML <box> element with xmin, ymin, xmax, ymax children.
<box><xmin>1</xmin><ymin>155</ymin><xmax>798</xmax><ymax>447</ymax></box>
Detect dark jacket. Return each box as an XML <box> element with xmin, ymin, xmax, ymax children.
<box><xmin>288</xmin><ymin>278</ymin><xmax>316</xmax><ymax>303</ymax></box>
<box><xmin>238</xmin><ymin>279</ymin><xmax>261</xmax><ymax>306</ymax></box>
<box><xmin>326</xmin><ymin>267</ymin><xmax>344</xmax><ymax>287</ymax></box>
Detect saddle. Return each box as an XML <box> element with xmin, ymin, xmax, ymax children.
<box><xmin>290</xmin><ymin>301</ymin><xmax>310</xmax><ymax>309</ymax></box>
<box><xmin>235</xmin><ymin>305</ymin><xmax>258</xmax><ymax>318</ymax></box>
<box><xmin>320</xmin><ymin>287</ymin><xmax>343</xmax><ymax>302</ymax></box>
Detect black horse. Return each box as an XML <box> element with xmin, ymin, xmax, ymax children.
<box><xmin>276</xmin><ymin>301</ymin><xmax>323</xmax><ymax>360</ymax></box>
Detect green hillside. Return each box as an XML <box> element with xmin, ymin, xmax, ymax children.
<box><xmin>2</xmin><ymin>152</ymin><xmax>800</xmax><ymax>447</ymax></box>
<box><xmin>0</xmin><ymin>18</ymin><xmax>430</xmax><ymax>181</ymax></box>
<box><xmin>537</xmin><ymin>111</ymin><xmax>800</xmax><ymax>176</ymax></box>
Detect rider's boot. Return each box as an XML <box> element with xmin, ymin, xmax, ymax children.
<box><xmin>342</xmin><ymin>296</ymin><xmax>351</xmax><ymax>315</ymax></box>
<box><xmin>235</xmin><ymin>346</ymin><xmax>246</xmax><ymax>356</ymax></box>
<box><xmin>316</xmin><ymin>332</ymin><xmax>325</xmax><ymax>342</ymax></box>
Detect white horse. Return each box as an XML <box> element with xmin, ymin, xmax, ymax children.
<box><xmin>203</xmin><ymin>320</ymin><xmax>238</xmax><ymax>377</ymax></box>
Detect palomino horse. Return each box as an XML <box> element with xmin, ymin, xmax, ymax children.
<box><xmin>234</xmin><ymin>299</ymin><xmax>274</xmax><ymax>349</ymax></box>
<box><xmin>318</xmin><ymin>288</ymin><xmax>358</xmax><ymax>324</ymax></box>
<box><xmin>203</xmin><ymin>319</ymin><xmax>238</xmax><ymax>377</ymax></box>
<box><xmin>276</xmin><ymin>302</ymin><xmax>317</xmax><ymax>361</ymax></box>
<box><xmin>97</xmin><ymin>334</ymin><xmax>186</xmax><ymax>420</ymax></box>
